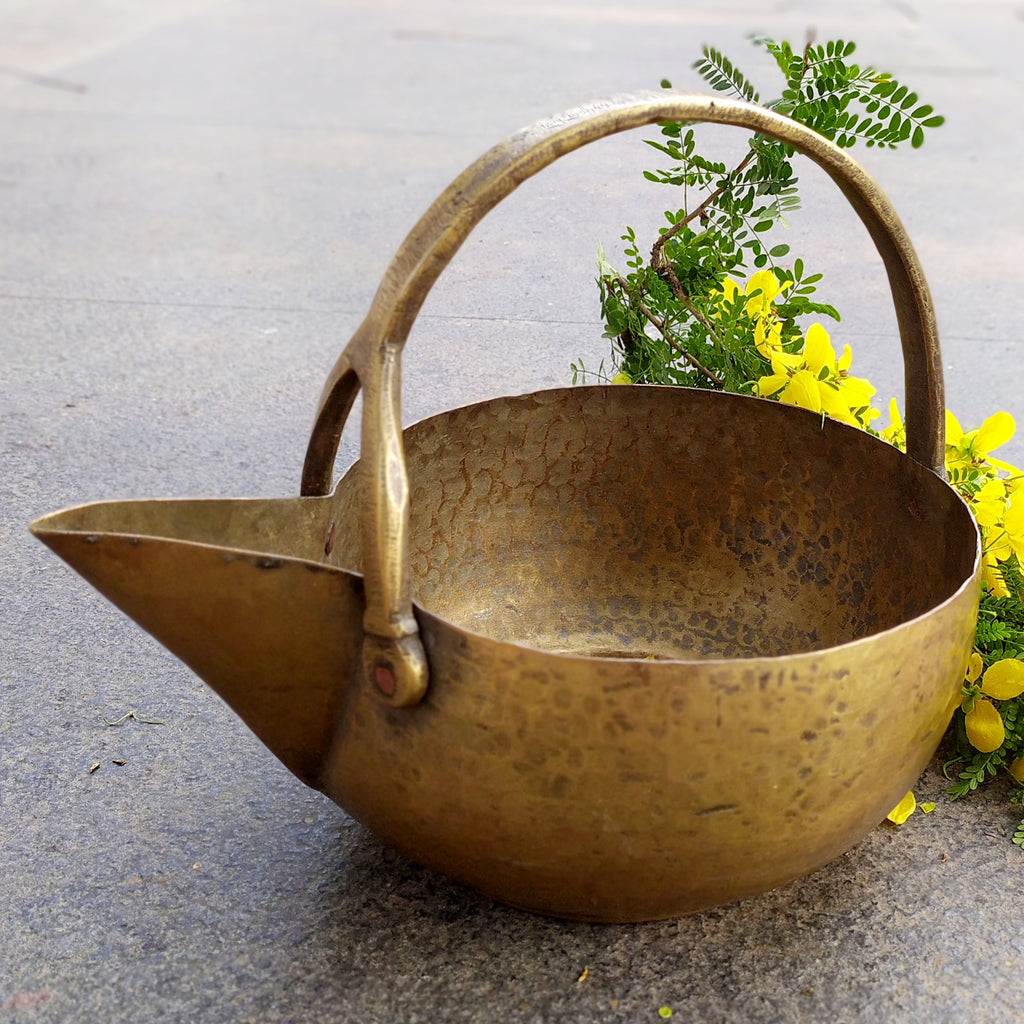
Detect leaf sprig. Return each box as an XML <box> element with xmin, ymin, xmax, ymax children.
<box><xmin>580</xmin><ymin>34</ymin><xmax>944</xmax><ymax>394</ymax></box>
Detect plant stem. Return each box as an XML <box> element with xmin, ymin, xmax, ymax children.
<box><xmin>613</xmin><ymin>273</ymin><xmax>724</xmax><ymax>385</ymax></box>
<box><xmin>649</xmin><ymin>149</ymin><xmax>756</xmax><ymax>269</ymax></box>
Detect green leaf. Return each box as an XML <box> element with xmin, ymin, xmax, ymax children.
<box><xmin>769</xmin><ymin>243</ymin><xmax>790</xmax><ymax>258</ymax></box>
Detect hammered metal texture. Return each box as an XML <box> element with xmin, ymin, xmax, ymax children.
<box><xmin>316</xmin><ymin>385</ymin><xmax>980</xmax><ymax>920</ymax></box>
<box><xmin>334</xmin><ymin>386</ymin><xmax>972</xmax><ymax>661</ymax></box>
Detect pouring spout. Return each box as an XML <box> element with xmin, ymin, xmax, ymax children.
<box><xmin>30</xmin><ymin>498</ymin><xmax>365</xmax><ymax>788</ymax></box>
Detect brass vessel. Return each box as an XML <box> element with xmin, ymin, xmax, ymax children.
<box><xmin>31</xmin><ymin>93</ymin><xmax>981</xmax><ymax>922</ymax></box>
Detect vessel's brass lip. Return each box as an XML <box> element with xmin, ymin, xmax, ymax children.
<box><xmin>27</xmin><ymin>513</ymin><xmax>980</xmax><ymax>669</ymax></box>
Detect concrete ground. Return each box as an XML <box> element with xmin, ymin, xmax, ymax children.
<box><xmin>4</xmin><ymin>1</ymin><xmax>1024</xmax><ymax>1021</ymax></box>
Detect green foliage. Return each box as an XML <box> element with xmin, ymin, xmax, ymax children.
<box><xmin>586</xmin><ymin>34</ymin><xmax>943</xmax><ymax>391</ymax></box>
<box><xmin>755</xmin><ymin>36</ymin><xmax>945</xmax><ymax>149</ymax></box>
<box><xmin>945</xmin><ymin>748</ymin><xmax>1003</xmax><ymax>800</ymax></box>
<box><xmin>945</xmin><ymin>556</ymin><xmax>1024</xmax><ymax>831</ymax></box>
<box><xmin>973</xmin><ymin>570</ymin><xmax>1024</xmax><ymax>654</ymax></box>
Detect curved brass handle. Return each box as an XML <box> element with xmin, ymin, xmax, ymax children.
<box><xmin>302</xmin><ymin>90</ymin><xmax>945</xmax><ymax>707</ymax></box>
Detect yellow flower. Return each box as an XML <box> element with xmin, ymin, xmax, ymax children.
<box><xmin>961</xmin><ymin>656</ymin><xmax>1024</xmax><ymax>752</ymax></box>
<box><xmin>717</xmin><ymin>269</ymin><xmax>790</xmax><ymax>358</ymax></box>
<box><xmin>881</xmin><ymin>397</ymin><xmax>906</xmax><ymax>451</ymax></box>
<box><xmin>1010</xmin><ymin>757</ymin><xmax>1024</xmax><ymax>784</ymax></box>
<box><xmin>969</xmin><ymin>477</ymin><xmax>1013</xmax><ymax>597</ymax></box>
<box><xmin>966</xmin><ymin>651</ymin><xmax>983</xmax><ymax>684</ymax></box>
<box><xmin>1001</xmin><ymin>486</ymin><xmax>1024</xmax><ymax>561</ymax></box>
<box><xmin>946</xmin><ymin>409</ymin><xmax>1018</xmax><ymax>474</ymax></box>
<box><xmin>886</xmin><ymin>790</ymin><xmax>916</xmax><ymax>824</ymax></box>
<box><xmin>981</xmin><ymin>551</ymin><xmax>1010</xmax><ymax>598</ymax></box>
<box><xmin>981</xmin><ymin>658</ymin><xmax>1024</xmax><ymax>700</ymax></box>
<box><xmin>969</xmin><ymin>476</ymin><xmax>1009</xmax><ymax>531</ymax></box>
<box><xmin>965</xmin><ymin>698</ymin><xmax>1004</xmax><ymax>752</ymax></box>
<box><xmin>755</xmin><ymin>323</ymin><xmax>879</xmax><ymax>427</ymax></box>
<box><xmin>941</xmin><ymin>409</ymin><xmax>1024</xmax><ymax>595</ymax></box>
<box><xmin>971</xmin><ymin>475</ymin><xmax>1024</xmax><ymax>596</ymax></box>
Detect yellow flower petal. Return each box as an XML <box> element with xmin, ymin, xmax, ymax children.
<box><xmin>888</xmin><ymin>398</ymin><xmax>903</xmax><ymax>428</ymax></box>
<box><xmin>832</xmin><ymin>376</ymin><xmax>879</xmax><ymax>427</ymax></box>
<box><xmin>756</xmin><ymin>373</ymin><xmax>789</xmax><ymax>398</ymax></box>
<box><xmin>886</xmin><ymin>790</ymin><xmax>916</xmax><ymax>824</ymax></box>
<box><xmin>965</xmin><ymin>698</ymin><xmax>1005</xmax><ymax>752</ymax></box>
<box><xmin>981</xmin><ymin>556</ymin><xmax>1010</xmax><ymax>598</ymax></box>
<box><xmin>770</xmin><ymin>349</ymin><xmax>803</xmax><ymax>373</ymax></box>
<box><xmin>1009</xmin><ymin>756</ymin><xmax>1024</xmax><ymax>784</ymax></box>
<box><xmin>945</xmin><ymin>409</ymin><xmax>964</xmax><ymax>447</ymax></box>
<box><xmin>718</xmin><ymin>278</ymin><xmax>739</xmax><ymax>307</ymax></box>
<box><xmin>966</xmin><ymin>651</ymin><xmax>983</xmax><ymax>684</ymax></box>
<box><xmin>984</xmin><ymin>529</ymin><xmax>1012</xmax><ymax>563</ymax></box>
<box><xmin>972</xmin><ymin>477</ymin><xmax>1007</xmax><ymax>530</ymax></box>
<box><xmin>745</xmin><ymin>268</ymin><xmax>781</xmax><ymax>314</ymax></box>
<box><xmin>974</xmin><ymin>411</ymin><xmax>1015</xmax><ymax>457</ymax></box>
<box><xmin>980</xmin><ymin>658</ymin><xmax>1024</xmax><ymax>700</ymax></box>
<box><xmin>610</xmin><ymin>371</ymin><xmax>633</xmax><ymax>384</ymax></box>
<box><xmin>801</xmin><ymin>323</ymin><xmax>836</xmax><ymax>373</ymax></box>
<box><xmin>817</xmin><ymin>385</ymin><xmax>859</xmax><ymax>426</ymax></box>
<box><xmin>754</xmin><ymin>317</ymin><xmax>783</xmax><ymax>358</ymax></box>
<box><xmin>986</xmin><ymin>454</ymin><xmax>1024</xmax><ymax>477</ymax></box>
<box><xmin>1004</xmin><ymin>494</ymin><xmax>1024</xmax><ymax>560</ymax></box>
<box><xmin>882</xmin><ymin>398</ymin><xmax>906</xmax><ymax>450</ymax></box>
<box><xmin>781</xmin><ymin>369</ymin><xmax>822</xmax><ymax>413</ymax></box>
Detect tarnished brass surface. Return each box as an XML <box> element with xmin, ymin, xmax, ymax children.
<box><xmin>31</xmin><ymin>93</ymin><xmax>981</xmax><ymax>920</ymax></box>
<box><xmin>300</xmin><ymin>91</ymin><xmax>947</xmax><ymax>704</ymax></box>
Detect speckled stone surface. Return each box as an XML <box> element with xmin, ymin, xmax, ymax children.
<box><xmin>4</xmin><ymin>1</ymin><xmax>1024</xmax><ymax>1021</ymax></box>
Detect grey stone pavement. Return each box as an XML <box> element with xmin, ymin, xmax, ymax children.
<box><xmin>4</xmin><ymin>1</ymin><xmax>1024</xmax><ymax>1021</ymax></box>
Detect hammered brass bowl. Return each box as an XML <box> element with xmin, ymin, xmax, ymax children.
<box><xmin>32</xmin><ymin>93</ymin><xmax>981</xmax><ymax>921</ymax></box>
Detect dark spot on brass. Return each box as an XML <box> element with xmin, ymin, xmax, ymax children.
<box><xmin>255</xmin><ymin>557</ymin><xmax>283</xmax><ymax>569</ymax></box>
<box><xmin>801</xmin><ymin>730</ymin><xmax>818</xmax><ymax>741</ymax></box>
<box><xmin>324</xmin><ymin>521</ymin><xmax>336</xmax><ymax>556</ymax></box>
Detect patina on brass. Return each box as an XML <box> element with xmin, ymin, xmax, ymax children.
<box><xmin>31</xmin><ymin>93</ymin><xmax>981</xmax><ymax>922</ymax></box>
